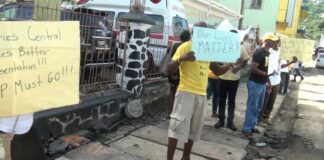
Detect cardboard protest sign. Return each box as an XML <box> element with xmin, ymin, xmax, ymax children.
<box><xmin>280</xmin><ymin>38</ymin><xmax>315</xmax><ymax>62</ymax></box>
<box><xmin>192</xmin><ymin>27</ymin><xmax>241</xmax><ymax>62</ymax></box>
<box><xmin>0</xmin><ymin>21</ymin><xmax>80</xmax><ymax>117</ymax></box>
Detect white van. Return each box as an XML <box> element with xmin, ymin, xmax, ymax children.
<box><xmin>68</xmin><ymin>0</ymin><xmax>189</xmax><ymax>66</ymax></box>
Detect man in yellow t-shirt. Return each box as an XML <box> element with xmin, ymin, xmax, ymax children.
<box><xmin>166</xmin><ymin>21</ymin><xmax>232</xmax><ymax>160</ymax></box>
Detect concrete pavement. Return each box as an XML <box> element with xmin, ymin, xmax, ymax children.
<box><xmin>56</xmin><ymin>81</ymin><xmax>285</xmax><ymax>160</ymax></box>
<box><xmin>292</xmin><ymin>68</ymin><xmax>324</xmax><ymax>150</ymax></box>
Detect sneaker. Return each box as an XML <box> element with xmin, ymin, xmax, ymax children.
<box><xmin>252</xmin><ymin>128</ymin><xmax>261</xmax><ymax>134</ymax></box>
<box><xmin>227</xmin><ymin>123</ymin><xmax>237</xmax><ymax>131</ymax></box>
<box><xmin>301</xmin><ymin>77</ymin><xmax>304</xmax><ymax>81</ymax></box>
<box><xmin>242</xmin><ymin>131</ymin><xmax>253</xmax><ymax>140</ymax></box>
<box><xmin>211</xmin><ymin>112</ymin><xmax>218</xmax><ymax>118</ymax></box>
<box><xmin>214</xmin><ymin>121</ymin><xmax>224</xmax><ymax>129</ymax></box>
<box><xmin>257</xmin><ymin>121</ymin><xmax>267</xmax><ymax>127</ymax></box>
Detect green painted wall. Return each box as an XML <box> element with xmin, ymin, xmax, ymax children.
<box><xmin>216</xmin><ymin>0</ymin><xmax>280</xmax><ymax>36</ymax></box>
<box><xmin>242</xmin><ymin>0</ymin><xmax>280</xmax><ymax>36</ymax></box>
<box><xmin>215</xmin><ymin>0</ymin><xmax>241</xmax><ymax>27</ymax></box>
<box><xmin>185</xmin><ymin>5</ymin><xmax>222</xmax><ymax>27</ymax></box>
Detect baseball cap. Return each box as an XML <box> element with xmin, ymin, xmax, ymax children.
<box><xmin>262</xmin><ymin>32</ymin><xmax>279</xmax><ymax>42</ymax></box>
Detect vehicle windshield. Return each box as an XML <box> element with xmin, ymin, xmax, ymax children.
<box><xmin>0</xmin><ymin>3</ymin><xmax>84</xmax><ymax>20</ymax></box>
<box><xmin>320</xmin><ymin>54</ymin><xmax>324</xmax><ymax>58</ymax></box>
<box><xmin>74</xmin><ymin>8</ymin><xmax>115</xmax><ymax>28</ymax></box>
<box><xmin>116</xmin><ymin>12</ymin><xmax>164</xmax><ymax>34</ymax></box>
<box><xmin>172</xmin><ymin>16</ymin><xmax>189</xmax><ymax>36</ymax></box>
<box><xmin>148</xmin><ymin>14</ymin><xmax>164</xmax><ymax>34</ymax></box>
<box><xmin>0</xmin><ymin>3</ymin><xmax>33</xmax><ymax>19</ymax></box>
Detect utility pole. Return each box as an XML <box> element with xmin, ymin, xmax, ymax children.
<box><xmin>238</xmin><ymin>0</ymin><xmax>244</xmax><ymax>29</ymax></box>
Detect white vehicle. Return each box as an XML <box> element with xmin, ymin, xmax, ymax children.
<box><xmin>316</xmin><ymin>53</ymin><xmax>324</xmax><ymax>68</ymax></box>
<box><xmin>69</xmin><ymin>0</ymin><xmax>189</xmax><ymax>65</ymax></box>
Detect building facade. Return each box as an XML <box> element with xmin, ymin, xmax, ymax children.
<box><xmin>242</xmin><ymin>0</ymin><xmax>280</xmax><ymax>36</ymax></box>
<box><xmin>214</xmin><ymin>0</ymin><xmax>241</xmax><ymax>27</ymax></box>
<box><xmin>182</xmin><ymin>0</ymin><xmax>241</xmax><ymax>27</ymax></box>
<box><xmin>276</xmin><ymin>0</ymin><xmax>303</xmax><ymax>37</ymax></box>
<box><xmin>216</xmin><ymin>0</ymin><xmax>280</xmax><ymax>36</ymax></box>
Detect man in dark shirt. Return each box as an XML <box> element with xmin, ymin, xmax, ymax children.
<box><xmin>242</xmin><ymin>33</ymin><xmax>279</xmax><ymax>139</ymax></box>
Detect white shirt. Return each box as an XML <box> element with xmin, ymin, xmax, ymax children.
<box><xmin>0</xmin><ymin>113</ymin><xmax>34</xmax><ymax>135</ymax></box>
<box><xmin>268</xmin><ymin>48</ymin><xmax>281</xmax><ymax>85</ymax></box>
<box><xmin>292</xmin><ymin>62</ymin><xmax>299</xmax><ymax>69</ymax></box>
<box><xmin>280</xmin><ymin>60</ymin><xmax>289</xmax><ymax>73</ymax></box>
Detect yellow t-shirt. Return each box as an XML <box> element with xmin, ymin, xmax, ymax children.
<box><xmin>220</xmin><ymin>45</ymin><xmax>250</xmax><ymax>81</ymax></box>
<box><xmin>172</xmin><ymin>41</ymin><xmax>210</xmax><ymax>96</ymax></box>
<box><xmin>208</xmin><ymin>70</ymin><xmax>219</xmax><ymax>79</ymax></box>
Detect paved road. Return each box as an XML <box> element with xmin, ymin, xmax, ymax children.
<box><xmin>56</xmin><ymin>80</ymin><xmax>285</xmax><ymax>160</ymax></box>
<box><xmin>293</xmin><ymin>68</ymin><xmax>324</xmax><ymax>149</ymax></box>
<box><xmin>286</xmin><ymin>67</ymin><xmax>324</xmax><ymax>160</ymax></box>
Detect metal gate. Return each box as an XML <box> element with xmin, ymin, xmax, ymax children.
<box><xmin>0</xmin><ymin>0</ymin><xmax>171</xmax><ymax>95</ymax></box>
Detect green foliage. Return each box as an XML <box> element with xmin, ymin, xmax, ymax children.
<box><xmin>300</xmin><ymin>1</ymin><xmax>324</xmax><ymax>41</ymax></box>
<box><xmin>319</xmin><ymin>21</ymin><xmax>324</xmax><ymax>30</ymax></box>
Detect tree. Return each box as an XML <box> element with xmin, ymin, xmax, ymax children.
<box><xmin>319</xmin><ymin>21</ymin><xmax>324</xmax><ymax>30</ymax></box>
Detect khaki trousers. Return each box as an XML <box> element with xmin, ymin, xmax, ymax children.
<box><xmin>0</xmin><ymin>134</ymin><xmax>12</xmax><ymax>160</ymax></box>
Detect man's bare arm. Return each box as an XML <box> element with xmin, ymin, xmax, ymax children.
<box><xmin>167</xmin><ymin>61</ymin><xmax>180</xmax><ymax>74</ymax></box>
<box><xmin>209</xmin><ymin>63</ymin><xmax>231</xmax><ymax>76</ymax></box>
<box><xmin>251</xmin><ymin>62</ymin><xmax>266</xmax><ymax>76</ymax></box>
<box><xmin>167</xmin><ymin>51</ymin><xmax>196</xmax><ymax>74</ymax></box>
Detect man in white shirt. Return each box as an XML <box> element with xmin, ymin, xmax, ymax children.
<box><xmin>259</xmin><ymin>41</ymin><xmax>297</xmax><ymax>124</ymax></box>
<box><xmin>258</xmin><ymin>40</ymin><xmax>281</xmax><ymax>124</ymax></box>
<box><xmin>279</xmin><ymin>60</ymin><xmax>290</xmax><ymax>94</ymax></box>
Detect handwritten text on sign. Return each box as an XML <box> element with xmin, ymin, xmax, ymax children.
<box><xmin>280</xmin><ymin>38</ymin><xmax>315</xmax><ymax>62</ymax></box>
<box><xmin>0</xmin><ymin>21</ymin><xmax>80</xmax><ymax>117</ymax></box>
<box><xmin>192</xmin><ymin>27</ymin><xmax>241</xmax><ymax>62</ymax></box>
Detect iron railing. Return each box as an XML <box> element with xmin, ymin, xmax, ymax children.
<box><xmin>0</xmin><ymin>0</ymin><xmax>172</xmax><ymax>94</ymax></box>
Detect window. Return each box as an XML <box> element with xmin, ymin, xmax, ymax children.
<box><xmin>172</xmin><ymin>16</ymin><xmax>189</xmax><ymax>36</ymax></box>
<box><xmin>15</xmin><ymin>5</ymin><xmax>33</xmax><ymax>19</ymax></box>
<box><xmin>320</xmin><ymin>54</ymin><xmax>324</xmax><ymax>58</ymax></box>
<box><xmin>148</xmin><ymin>14</ymin><xmax>164</xmax><ymax>34</ymax></box>
<box><xmin>250</xmin><ymin>0</ymin><xmax>262</xmax><ymax>9</ymax></box>
<box><xmin>115</xmin><ymin>12</ymin><xmax>127</xmax><ymax>29</ymax></box>
<box><xmin>1</xmin><ymin>5</ymin><xmax>18</xmax><ymax>19</ymax></box>
<box><xmin>116</xmin><ymin>12</ymin><xmax>164</xmax><ymax>34</ymax></box>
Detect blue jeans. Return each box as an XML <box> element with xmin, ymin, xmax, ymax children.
<box><xmin>207</xmin><ymin>78</ymin><xmax>220</xmax><ymax>113</ymax></box>
<box><xmin>243</xmin><ymin>80</ymin><xmax>266</xmax><ymax>132</ymax></box>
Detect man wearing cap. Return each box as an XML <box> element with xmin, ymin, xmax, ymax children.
<box><xmin>258</xmin><ymin>39</ymin><xmax>297</xmax><ymax>125</ymax></box>
<box><xmin>166</xmin><ymin>21</ymin><xmax>232</xmax><ymax>160</ymax></box>
<box><xmin>242</xmin><ymin>33</ymin><xmax>278</xmax><ymax>139</ymax></box>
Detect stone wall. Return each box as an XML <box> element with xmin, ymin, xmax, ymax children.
<box><xmin>34</xmin><ymin>79</ymin><xmax>169</xmax><ymax>140</ymax></box>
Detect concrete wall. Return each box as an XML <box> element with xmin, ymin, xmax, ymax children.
<box><xmin>242</xmin><ymin>0</ymin><xmax>280</xmax><ymax>36</ymax></box>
